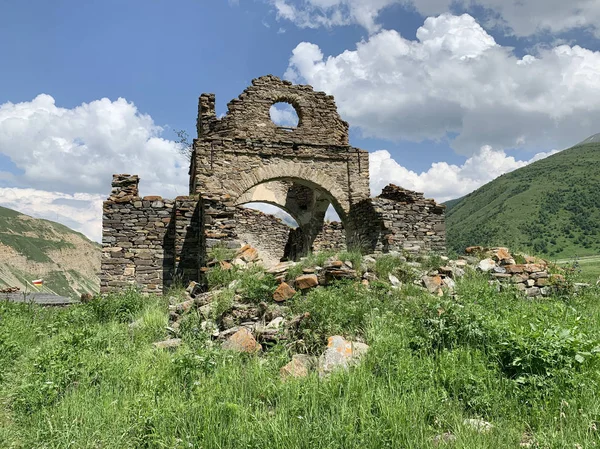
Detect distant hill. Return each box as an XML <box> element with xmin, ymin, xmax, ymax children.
<box><xmin>446</xmin><ymin>141</ymin><xmax>600</xmax><ymax>258</ymax></box>
<box><xmin>578</xmin><ymin>133</ymin><xmax>600</xmax><ymax>145</ymax></box>
<box><xmin>0</xmin><ymin>206</ymin><xmax>100</xmax><ymax>298</ymax></box>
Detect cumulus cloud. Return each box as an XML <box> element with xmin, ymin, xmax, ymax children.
<box><xmin>0</xmin><ymin>94</ymin><xmax>188</xmax><ymax>197</ymax></box>
<box><xmin>0</xmin><ymin>94</ymin><xmax>189</xmax><ymax>242</ymax></box>
<box><xmin>0</xmin><ymin>188</ymin><xmax>104</xmax><ymax>242</ymax></box>
<box><xmin>269</xmin><ymin>0</ymin><xmax>600</xmax><ymax>37</ymax></box>
<box><xmin>285</xmin><ymin>13</ymin><xmax>600</xmax><ymax>155</ymax></box>
<box><xmin>270</xmin><ymin>103</ymin><xmax>300</xmax><ymax>126</ymax></box>
<box><xmin>369</xmin><ymin>146</ymin><xmax>559</xmax><ymax>202</ymax></box>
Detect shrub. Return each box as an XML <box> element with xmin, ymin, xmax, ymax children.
<box><xmin>235</xmin><ymin>267</ymin><xmax>278</xmax><ymax>304</ymax></box>
<box><xmin>85</xmin><ymin>288</ymin><xmax>150</xmax><ymax>323</ymax></box>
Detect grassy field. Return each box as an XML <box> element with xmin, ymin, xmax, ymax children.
<box><xmin>446</xmin><ymin>142</ymin><xmax>600</xmax><ymax>259</ymax></box>
<box><xmin>1</xmin><ymin>257</ymin><xmax>600</xmax><ymax>448</ymax></box>
<box><xmin>556</xmin><ymin>255</ymin><xmax>600</xmax><ymax>284</ymax></box>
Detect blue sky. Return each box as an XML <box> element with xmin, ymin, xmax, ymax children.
<box><xmin>1</xmin><ymin>0</ymin><xmax>600</xmax><ymax>240</ymax></box>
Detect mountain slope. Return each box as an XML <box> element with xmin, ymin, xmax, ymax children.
<box><xmin>0</xmin><ymin>206</ymin><xmax>100</xmax><ymax>298</ymax></box>
<box><xmin>446</xmin><ymin>142</ymin><xmax>600</xmax><ymax>258</ymax></box>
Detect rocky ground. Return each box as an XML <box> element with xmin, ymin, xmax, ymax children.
<box><xmin>153</xmin><ymin>244</ymin><xmax>585</xmax><ymax>381</ymax></box>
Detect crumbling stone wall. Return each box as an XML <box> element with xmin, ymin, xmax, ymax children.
<box><xmin>234</xmin><ymin>208</ymin><xmax>292</xmax><ymax>263</ymax></box>
<box><xmin>349</xmin><ymin>185</ymin><xmax>446</xmax><ymax>254</ymax></box>
<box><xmin>101</xmin><ymin>175</ymin><xmax>203</xmax><ymax>294</ymax></box>
<box><xmin>100</xmin><ymin>75</ymin><xmax>447</xmax><ymax>294</ymax></box>
<box><xmin>313</xmin><ymin>222</ymin><xmax>346</xmax><ymax>253</ymax></box>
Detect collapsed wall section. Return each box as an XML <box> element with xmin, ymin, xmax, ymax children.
<box><xmin>351</xmin><ymin>184</ymin><xmax>446</xmax><ymax>254</ymax></box>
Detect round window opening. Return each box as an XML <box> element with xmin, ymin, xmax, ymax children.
<box><xmin>270</xmin><ymin>102</ymin><xmax>299</xmax><ymax>130</ymax></box>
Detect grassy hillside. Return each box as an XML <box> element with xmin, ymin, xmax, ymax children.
<box><xmin>0</xmin><ymin>206</ymin><xmax>100</xmax><ymax>298</ymax></box>
<box><xmin>1</xmin><ymin>254</ymin><xmax>599</xmax><ymax>448</ymax></box>
<box><xmin>446</xmin><ymin>142</ymin><xmax>600</xmax><ymax>258</ymax></box>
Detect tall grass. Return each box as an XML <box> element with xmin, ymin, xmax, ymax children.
<box><xmin>1</xmin><ymin>269</ymin><xmax>600</xmax><ymax>448</ymax></box>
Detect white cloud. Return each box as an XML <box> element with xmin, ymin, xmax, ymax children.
<box><xmin>270</xmin><ymin>103</ymin><xmax>300</xmax><ymax>126</ymax></box>
<box><xmin>270</xmin><ymin>0</ymin><xmax>395</xmax><ymax>33</ymax></box>
<box><xmin>0</xmin><ymin>94</ymin><xmax>189</xmax><ymax>242</ymax></box>
<box><xmin>0</xmin><ymin>94</ymin><xmax>188</xmax><ymax>197</ymax></box>
<box><xmin>369</xmin><ymin>146</ymin><xmax>560</xmax><ymax>202</ymax></box>
<box><xmin>285</xmin><ymin>13</ymin><xmax>600</xmax><ymax>155</ymax></box>
<box><xmin>0</xmin><ymin>188</ymin><xmax>104</xmax><ymax>242</ymax></box>
<box><xmin>269</xmin><ymin>0</ymin><xmax>600</xmax><ymax>37</ymax></box>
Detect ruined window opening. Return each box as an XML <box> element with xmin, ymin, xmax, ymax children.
<box><xmin>270</xmin><ymin>102</ymin><xmax>300</xmax><ymax>131</ymax></box>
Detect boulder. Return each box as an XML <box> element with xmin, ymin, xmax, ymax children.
<box><xmin>267</xmin><ymin>261</ymin><xmax>296</xmax><ymax>275</ymax></box>
<box><xmin>236</xmin><ymin>244</ymin><xmax>259</xmax><ymax>263</ymax></box>
<box><xmin>222</xmin><ymin>328</ymin><xmax>262</xmax><ymax>353</ymax></box>
<box><xmin>295</xmin><ymin>274</ymin><xmax>319</xmax><ymax>290</ymax></box>
<box><xmin>280</xmin><ymin>354</ymin><xmax>317</xmax><ymax>379</ymax></box>
<box><xmin>422</xmin><ymin>275</ymin><xmax>443</xmax><ymax>294</ymax></box>
<box><xmin>273</xmin><ymin>282</ymin><xmax>296</xmax><ymax>302</ymax></box>
<box><xmin>494</xmin><ymin>247</ymin><xmax>512</xmax><ymax>262</ymax></box>
<box><xmin>477</xmin><ymin>259</ymin><xmax>496</xmax><ymax>272</ymax></box>
<box><xmin>318</xmin><ymin>335</ymin><xmax>369</xmax><ymax>377</ymax></box>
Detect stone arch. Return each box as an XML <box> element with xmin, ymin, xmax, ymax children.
<box><xmin>228</xmin><ymin>161</ymin><xmax>350</xmax><ymax>222</ymax></box>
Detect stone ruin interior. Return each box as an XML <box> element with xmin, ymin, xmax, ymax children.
<box><xmin>101</xmin><ymin>75</ymin><xmax>446</xmax><ymax>294</ymax></box>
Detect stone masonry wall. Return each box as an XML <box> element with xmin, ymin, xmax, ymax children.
<box><xmin>349</xmin><ymin>185</ymin><xmax>446</xmax><ymax>255</ymax></box>
<box><xmin>102</xmin><ymin>175</ymin><xmax>204</xmax><ymax>294</ymax></box>
<box><xmin>313</xmin><ymin>222</ymin><xmax>346</xmax><ymax>253</ymax></box>
<box><xmin>234</xmin><ymin>208</ymin><xmax>292</xmax><ymax>262</ymax></box>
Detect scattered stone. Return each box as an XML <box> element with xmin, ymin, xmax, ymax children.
<box><xmin>477</xmin><ymin>259</ymin><xmax>496</xmax><ymax>272</ymax></box>
<box><xmin>388</xmin><ymin>273</ymin><xmax>401</xmax><ymax>287</ymax></box>
<box><xmin>443</xmin><ymin>277</ymin><xmax>456</xmax><ymax>290</ymax></box>
<box><xmin>201</xmin><ymin>320</ymin><xmax>220</xmax><ymax>337</ymax></box>
<box><xmin>168</xmin><ymin>298</ymin><xmax>195</xmax><ymax>314</ymax></box>
<box><xmin>236</xmin><ymin>244</ymin><xmax>259</xmax><ymax>263</ymax></box>
<box><xmin>438</xmin><ymin>266</ymin><xmax>454</xmax><ymax>277</ymax></box>
<box><xmin>219</xmin><ymin>260</ymin><xmax>233</xmax><ymax>270</ymax></box>
<box><xmin>222</xmin><ymin>328</ymin><xmax>261</xmax><ymax>353</ymax></box>
<box><xmin>267</xmin><ymin>261</ymin><xmax>296</xmax><ymax>276</ymax></box>
<box><xmin>362</xmin><ymin>256</ymin><xmax>376</xmax><ymax>264</ymax></box>
<box><xmin>280</xmin><ymin>354</ymin><xmax>316</xmax><ymax>379</ymax></box>
<box><xmin>266</xmin><ymin>317</ymin><xmax>285</xmax><ymax>329</ymax></box>
<box><xmin>318</xmin><ymin>335</ymin><xmax>369</xmax><ymax>376</ymax></box>
<box><xmin>494</xmin><ymin>247</ymin><xmax>512</xmax><ymax>262</ymax></box>
<box><xmin>295</xmin><ymin>274</ymin><xmax>319</xmax><ymax>290</ymax></box>
<box><xmin>153</xmin><ymin>338</ymin><xmax>182</xmax><ymax>349</ymax></box>
<box><xmin>463</xmin><ymin>418</ymin><xmax>493</xmax><ymax>433</ymax></box>
<box><xmin>422</xmin><ymin>275</ymin><xmax>443</xmax><ymax>294</ymax></box>
<box><xmin>273</xmin><ymin>282</ymin><xmax>296</xmax><ymax>302</ymax></box>
<box><xmin>432</xmin><ymin>433</ymin><xmax>457</xmax><ymax>446</ymax></box>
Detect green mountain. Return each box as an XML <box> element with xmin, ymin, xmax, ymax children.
<box><xmin>446</xmin><ymin>141</ymin><xmax>600</xmax><ymax>258</ymax></box>
<box><xmin>0</xmin><ymin>206</ymin><xmax>100</xmax><ymax>298</ymax></box>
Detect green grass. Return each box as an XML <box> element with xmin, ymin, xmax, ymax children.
<box><xmin>556</xmin><ymin>255</ymin><xmax>600</xmax><ymax>283</ymax></box>
<box><xmin>1</xmin><ymin>269</ymin><xmax>600</xmax><ymax>448</ymax></box>
<box><xmin>446</xmin><ymin>142</ymin><xmax>600</xmax><ymax>258</ymax></box>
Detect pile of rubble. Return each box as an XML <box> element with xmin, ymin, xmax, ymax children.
<box><xmin>466</xmin><ymin>246</ymin><xmax>569</xmax><ymax>297</ymax></box>
<box><xmin>150</xmin><ymin>243</ymin><xmax>585</xmax><ymax>378</ymax></box>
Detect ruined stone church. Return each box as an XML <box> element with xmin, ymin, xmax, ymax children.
<box><xmin>101</xmin><ymin>75</ymin><xmax>445</xmax><ymax>294</ymax></box>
